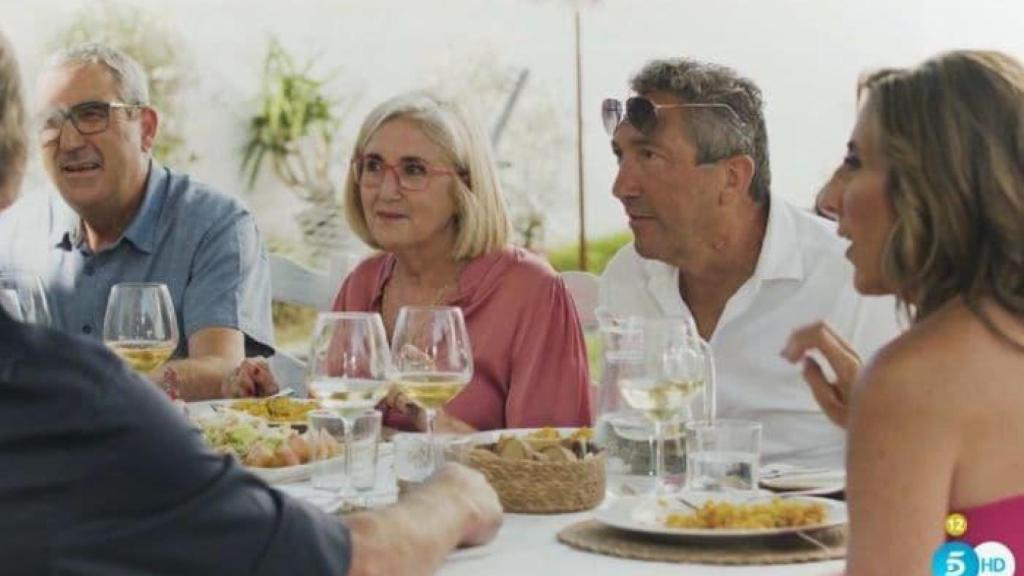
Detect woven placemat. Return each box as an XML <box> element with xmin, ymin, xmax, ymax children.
<box><xmin>557</xmin><ymin>520</ymin><xmax>847</xmax><ymax>565</ymax></box>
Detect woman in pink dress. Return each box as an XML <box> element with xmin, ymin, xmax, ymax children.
<box><xmin>783</xmin><ymin>51</ymin><xmax>1024</xmax><ymax>571</ymax></box>
<box><xmin>334</xmin><ymin>90</ymin><xmax>591</xmax><ymax>432</ymax></box>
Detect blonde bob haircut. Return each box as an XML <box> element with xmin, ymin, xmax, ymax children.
<box><xmin>343</xmin><ymin>90</ymin><xmax>510</xmax><ymax>261</ymax></box>
<box><xmin>860</xmin><ymin>50</ymin><xmax>1024</xmax><ymax>346</ymax></box>
<box><xmin>0</xmin><ymin>29</ymin><xmax>26</xmax><ymax>202</ymax></box>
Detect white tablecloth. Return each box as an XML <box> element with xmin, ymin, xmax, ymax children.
<box><xmin>281</xmin><ymin>475</ymin><xmax>844</xmax><ymax>576</ymax></box>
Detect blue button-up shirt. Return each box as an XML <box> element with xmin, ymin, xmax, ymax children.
<box><xmin>8</xmin><ymin>162</ymin><xmax>274</xmax><ymax>357</ymax></box>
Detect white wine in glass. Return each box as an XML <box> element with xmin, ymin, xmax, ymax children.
<box><xmin>393</xmin><ymin>371</ymin><xmax>468</xmax><ymax>411</ymax></box>
<box><xmin>618</xmin><ymin>377</ymin><xmax>705</xmax><ymax>422</ymax></box>
<box><xmin>390</xmin><ymin>306</ymin><xmax>473</xmax><ymax>468</ymax></box>
<box><xmin>103</xmin><ymin>283</ymin><xmax>179</xmax><ymax>374</ymax></box>
<box><xmin>107</xmin><ymin>341</ymin><xmax>178</xmax><ymax>373</ymax></box>
<box><xmin>306</xmin><ymin>312</ymin><xmax>391</xmax><ymax>497</ymax></box>
<box><xmin>616</xmin><ymin>316</ymin><xmax>714</xmax><ymax>494</ymax></box>
<box><xmin>307</xmin><ymin>312</ymin><xmax>391</xmax><ymax>420</ymax></box>
<box><xmin>310</xmin><ymin>377</ymin><xmax>390</xmax><ymax>417</ymax></box>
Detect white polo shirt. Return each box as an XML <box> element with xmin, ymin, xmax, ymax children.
<box><xmin>599</xmin><ymin>196</ymin><xmax>902</xmax><ymax>468</ymax></box>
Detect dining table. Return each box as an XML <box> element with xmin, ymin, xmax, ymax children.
<box><xmin>272</xmin><ymin>446</ymin><xmax>846</xmax><ymax>576</ymax></box>
<box><xmin>194</xmin><ymin>393</ymin><xmax>846</xmax><ymax>575</ymax></box>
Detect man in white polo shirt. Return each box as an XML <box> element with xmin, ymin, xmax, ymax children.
<box><xmin>599</xmin><ymin>58</ymin><xmax>901</xmax><ymax>468</ymax></box>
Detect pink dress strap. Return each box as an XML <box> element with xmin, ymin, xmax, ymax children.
<box><xmin>953</xmin><ymin>492</ymin><xmax>1024</xmax><ymax>557</ymax></box>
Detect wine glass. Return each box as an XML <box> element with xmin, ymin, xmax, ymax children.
<box><xmin>0</xmin><ymin>288</ymin><xmax>23</xmax><ymax>321</ymax></box>
<box><xmin>306</xmin><ymin>311</ymin><xmax>391</xmax><ymax>495</ymax></box>
<box><xmin>0</xmin><ymin>273</ymin><xmax>52</xmax><ymax>325</ymax></box>
<box><xmin>102</xmin><ymin>282</ymin><xmax>179</xmax><ymax>373</ymax></box>
<box><xmin>389</xmin><ymin>306</ymin><xmax>473</xmax><ymax>468</ymax></box>
<box><xmin>615</xmin><ymin>316</ymin><xmax>716</xmax><ymax>494</ymax></box>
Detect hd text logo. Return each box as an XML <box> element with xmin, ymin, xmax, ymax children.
<box><xmin>932</xmin><ymin>541</ymin><xmax>1016</xmax><ymax>576</ymax></box>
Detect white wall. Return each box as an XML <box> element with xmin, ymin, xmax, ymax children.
<box><xmin>3</xmin><ymin>0</ymin><xmax>1023</xmax><ymax>251</ymax></box>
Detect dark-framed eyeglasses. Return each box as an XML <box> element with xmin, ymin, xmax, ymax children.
<box><xmin>36</xmin><ymin>100</ymin><xmax>145</xmax><ymax>145</ymax></box>
<box><xmin>601</xmin><ymin>96</ymin><xmax>741</xmax><ymax>136</ymax></box>
<box><xmin>352</xmin><ymin>153</ymin><xmax>462</xmax><ymax>191</ymax></box>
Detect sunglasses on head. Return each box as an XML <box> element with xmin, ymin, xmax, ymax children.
<box><xmin>601</xmin><ymin>96</ymin><xmax>741</xmax><ymax>136</ymax></box>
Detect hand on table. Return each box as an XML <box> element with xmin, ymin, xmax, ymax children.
<box><xmin>424</xmin><ymin>463</ymin><xmax>503</xmax><ymax>548</ymax></box>
<box><xmin>223</xmin><ymin>357</ymin><xmax>279</xmax><ymax>398</ymax></box>
<box><xmin>380</xmin><ymin>386</ymin><xmax>475</xmax><ymax>433</ymax></box>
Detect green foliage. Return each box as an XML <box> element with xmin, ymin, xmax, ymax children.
<box><xmin>50</xmin><ymin>1</ymin><xmax>194</xmax><ymax>166</ymax></box>
<box><xmin>241</xmin><ymin>39</ymin><xmax>345</xmax><ymax>204</ymax></box>
<box><xmin>546</xmin><ymin>231</ymin><xmax>632</xmax><ymax>275</ymax></box>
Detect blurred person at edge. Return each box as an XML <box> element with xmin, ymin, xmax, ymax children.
<box><xmin>784</xmin><ymin>51</ymin><xmax>1024</xmax><ymax>571</ymax></box>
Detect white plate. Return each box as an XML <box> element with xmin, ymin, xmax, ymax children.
<box><xmin>594</xmin><ymin>492</ymin><xmax>848</xmax><ymax>538</ymax></box>
<box><xmin>250</xmin><ymin>457</ymin><xmax>342</xmax><ymax>484</ymax></box>
<box><xmin>187</xmin><ymin>402</ymin><xmax>393</xmax><ymax>485</ymax></box>
<box><xmin>248</xmin><ymin>443</ymin><xmax>394</xmax><ymax>484</ymax></box>
<box><xmin>186</xmin><ymin>398</ymin><xmax>320</xmax><ymax>426</ymax></box>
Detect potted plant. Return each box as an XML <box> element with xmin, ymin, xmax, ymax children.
<box><xmin>241</xmin><ymin>39</ymin><xmax>359</xmax><ymax>268</ymax></box>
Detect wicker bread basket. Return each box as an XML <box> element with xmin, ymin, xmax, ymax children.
<box><xmin>466</xmin><ymin>447</ymin><xmax>606</xmax><ymax>513</ymax></box>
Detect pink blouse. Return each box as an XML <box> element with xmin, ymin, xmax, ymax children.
<box><xmin>333</xmin><ymin>246</ymin><xmax>592</xmax><ymax>431</ymax></box>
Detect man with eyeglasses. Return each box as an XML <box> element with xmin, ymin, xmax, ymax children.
<box><xmin>598</xmin><ymin>58</ymin><xmax>902</xmax><ymax>468</ymax></box>
<box><xmin>0</xmin><ymin>43</ymin><xmax>275</xmax><ymax>400</ymax></box>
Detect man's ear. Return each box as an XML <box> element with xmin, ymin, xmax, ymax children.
<box><xmin>139</xmin><ymin>107</ymin><xmax>159</xmax><ymax>153</ymax></box>
<box><xmin>718</xmin><ymin>154</ymin><xmax>755</xmax><ymax>205</ymax></box>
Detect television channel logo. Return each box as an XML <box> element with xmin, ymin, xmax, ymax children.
<box><xmin>932</xmin><ymin>541</ymin><xmax>1015</xmax><ymax>576</ymax></box>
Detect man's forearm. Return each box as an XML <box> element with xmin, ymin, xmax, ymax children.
<box><xmin>150</xmin><ymin>356</ymin><xmax>234</xmax><ymax>401</ymax></box>
<box><xmin>345</xmin><ymin>488</ymin><xmax>466</xmax><ymax>576</ymax></box>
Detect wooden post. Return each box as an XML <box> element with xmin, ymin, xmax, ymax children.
<box><xmin>573</xmin><ymin>5</ymin><xmax>587</xmax><ymax>271</ymax></box>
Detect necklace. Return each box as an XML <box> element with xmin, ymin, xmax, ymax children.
<box><xmin>381</xmin><ymin>264</ymin><xmax>461</xmax><ymax>333</ymax></box>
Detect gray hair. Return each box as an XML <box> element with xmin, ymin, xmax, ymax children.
<box><xmin>630</xmin><ymin>58</ymin><xmax>770</xmax><ymax>204</ymax></box>
<box><xmin>47</xmin><ymin>43</ymin><xmax>149</xmax><ymax>105</ymax></box>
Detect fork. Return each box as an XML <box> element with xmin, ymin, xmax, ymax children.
<box><xmin>760</xmin><ymin>467</ymin><xmax>836</xmax><ymax>480</ymax></box>
<box><xmin>266</xmin><ymin>387</ymin><xmax>296</xmax><ymax>399</ymax></box>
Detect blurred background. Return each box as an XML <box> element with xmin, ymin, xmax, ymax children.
<box><xmin>3</xmin><ymin>0</ymin><xmax>1022</xmax><ymax>347</ymax></box>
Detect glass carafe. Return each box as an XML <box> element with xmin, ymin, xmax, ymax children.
<box><xmin>593</xmin><ymin>311</ymin><xmax>716</xmax><ymax>496</ymax></box>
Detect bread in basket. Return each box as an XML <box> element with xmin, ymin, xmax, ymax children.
<box><xmin>466</xmin><ymin>427</ymin><xmax>605</xmax><ymax>513</ymax></box>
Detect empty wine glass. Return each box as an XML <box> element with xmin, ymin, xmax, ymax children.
<box><xmin>0</xmin><ymin>273</ymin><xmax>51</xmax><ymax>325</ymax></box>
<box><xmin>306</xmin><ymin>311</ymin><xmax>391</xmax><ymax>496</ymax></box>
<box><xmin>0</xmin><ymin>289</ymin><xmax>22</xmax><ymax>321</ymax></box>
<box><xmin>389</xmin><ymin>306</ymin><xmax>473</xmax><ymax>469</ymax></box>
<box><xmin>103</xmin><ymin>282</ymin><xmax>178</xmax><ymax>374</ymax></box>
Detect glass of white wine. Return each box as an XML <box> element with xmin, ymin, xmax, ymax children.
<box><xmin>616</xmin><ymin>316</ymin><xmax>716</xmax><ymax>494</ymax></box>
<box><xmin>306</xmin><ymin>312</ymin><xmax>391</xmax><ymax>494</ymax></box>
<box><xmin>389</xmin><ymin>306</ymin><xmax>473</xmax><ymax>469</ymax></box>
<box><xmin>103</xmin><ymin>282</ymin><xmax>178</xmax><ymax>374</ymax></box>
<box><xmin>0</xmin><ymin>272</ymin><xmax>52</xmax><ymax>325</ymax></box>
